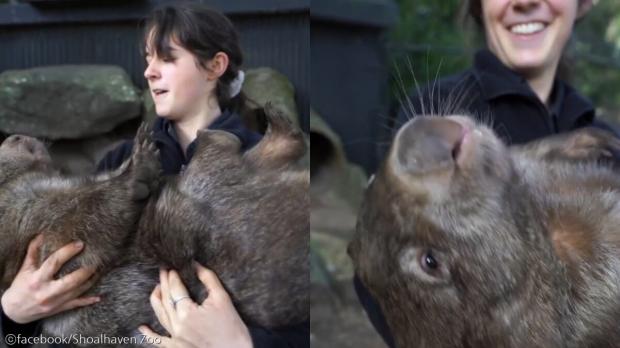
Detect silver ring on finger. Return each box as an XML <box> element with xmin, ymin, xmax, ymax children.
<box><xmin>170</xmin><ymin>295</ymin><xmax>191</xmax><ymax>309</ymax></box>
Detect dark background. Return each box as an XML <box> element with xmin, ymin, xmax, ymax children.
<box><xmin>0</xmin><ymin>0</ymin><xmax>310</xmax><ymax>131</ymax></box>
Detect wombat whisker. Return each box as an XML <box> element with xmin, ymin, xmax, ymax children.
<box><xmin>393</xmin><ymin>61</ymin><xmax>419</xmax><ymax>120</ymax></box>
<box><xmin>406</xmin><ymin>57</ymin><xmax>427</xmax><ymax>116</ymax></box>
<box><xmin>429</xmin><ymin>57</ymin><xmax>444</xmax><ymax>116</ymax></box>
<box><xmin>441</xmin><ymin>77</ymin><xmax>474</xmax><ymax>117</ymax></box>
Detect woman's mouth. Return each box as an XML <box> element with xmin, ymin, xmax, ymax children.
<box><xmin>152</xmin><ymin>89</ymin><xmax>169</xmax><ymax>97</ymax></box>
<box><xmin>508</xmin><ymin>21</ymin><xmax>547</xmax><ymax>35</ymax></box>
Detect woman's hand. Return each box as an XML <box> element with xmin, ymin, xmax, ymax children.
<box><xmin>1</xmin><ymin>234</ymin><xmax>100</xmax><ymax>324</ymax></box>
<box><xmin>139</xmin><ymin>262</ymin><xmax>253</xmax><ymax>348</ymax></box>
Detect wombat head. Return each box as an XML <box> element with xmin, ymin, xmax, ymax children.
<box><xmin>349</xmin><ymin>115</ymin><xmax>535</xmax><ymax>346</ymax></box>
<box><xmin>0</xmin><ymin>134</ymin><xmax>53</xmax><ymax>185</ymax></box>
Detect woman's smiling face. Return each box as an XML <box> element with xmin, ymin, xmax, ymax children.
<box><xmin>481</xmin><ymin>0</ymin><xmax>590</xmax><ymax>77</ymax></box>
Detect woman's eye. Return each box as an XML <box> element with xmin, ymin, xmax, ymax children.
<box><xmin>420</xmin><ymin>250</ymin><xmax>438</xmax><ymax>273</ymax></box>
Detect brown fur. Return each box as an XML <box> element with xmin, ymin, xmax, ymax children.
<box><xmin>0</xmin><ymin>105</ymin><xmax>308</xmax><ymax>347</ymax></box>
<box><xmin>0</xmin><ymin>124</ymin><xmax>160</xmax><ymax>290</ymax></box>
<box><xmin>350</xmin><ymin>115</ymin><xmax>620</xmax><ymax>348</ymax></box>
<box><xmin>40</xmin><ymin>105</ymin><xmax>308</xmax><ymax>346</ymax></box>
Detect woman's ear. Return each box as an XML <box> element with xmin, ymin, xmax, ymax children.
<box><xmin>577</xmin><ymin>0</ymin><xmax>593</xmax><ymax>20</ymax></box>
<box><xmin>206</xmin><ymin>52</ymin><xmax>229</xmax><ymax>80</ymax></box>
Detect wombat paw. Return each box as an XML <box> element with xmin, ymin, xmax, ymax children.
<box><xmin>129</xmin><ymin>123</ymin><xmax>161</xmax><ymax>201</ymax></box>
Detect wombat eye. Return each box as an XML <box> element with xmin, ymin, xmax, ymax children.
<box><xmin>420</xmin><ymin>250</ymin><xmax>438</xmax><ymax>273</ymax></box>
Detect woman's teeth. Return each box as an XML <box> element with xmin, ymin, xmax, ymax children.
<box><xmin>510</xmin><ymin>22</ymin><xmax>545</xmax><ymax>35</ymax></box>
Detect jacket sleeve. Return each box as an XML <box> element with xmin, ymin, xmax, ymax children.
<box><xmin>96</xmin><ymin>140</ymin><xmax>134</xmax><ymax>173</ymax></box>
<box><xmin>248</xmin><ymin>321</ymin><xmax>309</xmax><ymax>348</ymax></box>
<box><xmin>1</xmin><ymin>306</ymin><xmax>41</xmax><ymax>347</ymax></box>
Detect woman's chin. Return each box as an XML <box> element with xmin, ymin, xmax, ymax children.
<box><xmin>507</xmin><ymin>55</ymin><xmax>549</xmax><ymax>76</ymax></box>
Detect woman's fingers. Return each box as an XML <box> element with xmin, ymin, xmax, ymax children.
<box><xmin>150</xmin><ymin>284</ymin><xmax>172</xmax><ymax>333</ymax></box>
<box><xmin>160</xmin><ymin>268</ymin><xmax>176</xmax><ymax>315</ymax></box>
<box><xmin>194</xmin><ymin>261</ymin><xmax>228</xmax><ymax>305</ymax></box>
<box><xmin>49</xmin><ymin>295</ymin><xmax>100</xmax><ymax>317</ymax></box>
<box><xmin>61</xmin><ymin>271</ymin><xmax>98</xmax><ymax>298</ymax></box>
<box><xmin>38</xmin><ymin>240</ymin><xmax>84</xmax><ymax>279</ymax></box>
<box><xmin>20</xmin><ymin>234</ymin><xmax>44</xmax><ymax>271</ymax></box>
<box><xmin>49</xmin><ymin>266</ymin><xmax>97</xmax><ymax>295</ymax></box>
<box><xmin>167</xmin><ymin>270</ymin><xmax>193</xmax><ymax>313</ymax></box>
<box><xmin>49</xmin><ymin>271</ymin><xmax>99</xmax><ymax>307</ymax></box>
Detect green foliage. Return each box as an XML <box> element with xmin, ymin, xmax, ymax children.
<box><xmin>388</xmin><ymin>0</ymin><xmax>620</xmax><ymax>123</ymax></box>
<box><xmin>388</xmin><ymin>0</ymin><xmax>472</xmax><ymax>113</ymax></box>
<box><xmin>571</xmin><ymin>1</ymin><xmax>620</xmax><ymax>122</ymax></box>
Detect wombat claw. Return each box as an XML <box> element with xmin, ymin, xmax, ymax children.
<box><xmin>130</xmin><ymin>123</ymin><xmax>161</xmax><ymax>201</ymax></box>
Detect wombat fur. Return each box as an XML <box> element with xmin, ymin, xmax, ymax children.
<box><xmin>349</xmin><ymin>115</ymin><xmax>620</xmax><ymax>348</ymax></box>
<box><xmin>0</xmin><ymin>124</ymin><xmax>160</xmax><ymax>290</ymax></box>
<box><xmin>0</xmin><ymin>105</ymin><xmax>309</xmax><ymax>346</ymax></box>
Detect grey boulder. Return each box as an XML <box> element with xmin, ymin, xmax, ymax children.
<box><xmin>0</xmin><ymin>65</ymin><xmax>140</xmax><ymax>139</ymax></box>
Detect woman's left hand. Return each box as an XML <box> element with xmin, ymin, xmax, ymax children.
<box><xmin>139</xmin><ymin>262</ymin><xmax>253</xmax><ymax>348</ymax></box>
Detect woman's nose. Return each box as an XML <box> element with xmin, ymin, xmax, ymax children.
<box><xmin>144</xmin><ymin>59</ymin><xmax>160</xmax><ymax>80</ymax></box>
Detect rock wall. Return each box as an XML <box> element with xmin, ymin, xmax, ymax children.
<box><xmin>0</xmin><ymin>65</ymin><xmax>301</xmax><ymax>175</ymax></box>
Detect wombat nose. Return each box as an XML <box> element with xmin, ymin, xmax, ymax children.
<box><xmin>5</xmin><ymin>135</ymin><xmax>40</xmax><ymax>155</ymax></box>
<box><xmin>394</xmin><ymin>116</ymin><xmax>465</xmax><ymax>174</ymax></box>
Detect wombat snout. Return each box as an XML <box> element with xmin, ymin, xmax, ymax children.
<box><xmin>395</xmin><ymin>116</ymin><xmax>473</xmax><ymax>175</ymax></box>
<box><xmin>2</xmin><ymin>134</ymin><xmax>50</xmax><ymax>160</ymax></box>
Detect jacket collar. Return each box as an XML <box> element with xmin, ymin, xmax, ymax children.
<box><xmin>472</xmin><ymin>49</ymin><xmax>594</xmax><ymax>131</ymax></box>
<box><xmin>150</xmin><ymin>110</ymin><xmax>262</xmax><ymax>174</ymax></box>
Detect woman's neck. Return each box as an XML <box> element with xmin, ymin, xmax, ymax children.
<box><xmin>174</xmin><ymin>103</ymin><xmax>222</xmax><ymax>155</ymax></box>
<box><xmin>524</xmin><ymin>64</ymin><xmax>558</xmax><ymax>107</ymax></box>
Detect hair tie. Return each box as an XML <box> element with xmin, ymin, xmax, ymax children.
<box><xmin>228</xmin><ymin>70</ymin><xmax>245</xmax><ymax>98</ymax></box>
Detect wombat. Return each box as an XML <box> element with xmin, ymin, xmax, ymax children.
<box><xmin>0</xmin><ymin>124</ymin><xmax>160</xmax><ymax>291</ymax></box>
<box><xmin>349</xmin><ymin>115</ymin><xmax>620</xmax><ymax>348</ymax></box>
<box><xmin>36</xmin><ymin>105</ymin><xmax>309</xmax><ymax>346</ymax></box>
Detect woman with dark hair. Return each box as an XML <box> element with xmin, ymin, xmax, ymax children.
<box><xmin>0</xmin><ymin>3</ymin><xmax>308</xmax><ymax>348</ymax></box>
<box><xmin>353</xmin><ymin>0</ymin><xmax>617</xmax><ymax>347</ymax></box>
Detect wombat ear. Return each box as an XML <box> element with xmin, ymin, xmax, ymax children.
<box><xmin>243</xmin><ymin>103</ymin><xmax>306</xmax><ymax>169</ymax></box>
